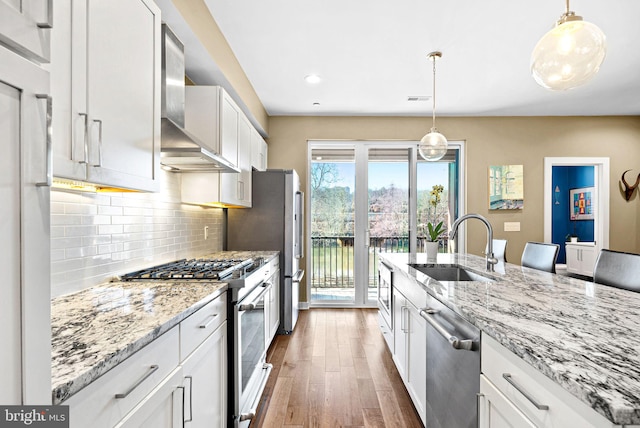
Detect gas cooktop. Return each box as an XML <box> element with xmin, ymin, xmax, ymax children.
<box><xmin>118</xmin><ymin>258</ymin><xmax>254</xmax><ymax>281</ymax></box>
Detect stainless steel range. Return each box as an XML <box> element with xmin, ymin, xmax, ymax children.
<box><xmin>119</xmin><ymin>256</ymin><xmax>273</xmax><ymax>428</ymax></box>
<box><xmin>119</xmin><ymin>258</ymin><xmax>254</xmax><ymax>281</ymax></box>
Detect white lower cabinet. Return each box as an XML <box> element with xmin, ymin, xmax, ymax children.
<box><xmin>115</xmin><ymin>367</ymin><xmax>184</xmax><ymax>428</ymax></box>
<box><xmin>265</xmin><ymin>267</ymin><xmax>280</xmax><ymax>348</ymax></box>
<box><xmin>479</xmin><ymin>375</ymin><xmax>536</xmax><ymax>428</ymax></box>
<box><xmin>392</xmin><ymin>288</ymin><xmax>427</xmax><ymax>425</ymax></box>
<box><xmin>64</xmin><ymin>291</ymin><xmax>228</xmax><ymax>428</ymax></box>
<box><xmin>480</xmin><ymin>334</ymin><xmax>618</xmax><ymax>428</ymax></box>
<box><xmin>565</xmin><ymin>242</ymin><xmax>597</xmax><ymax>277</ymax></box>
<box><xmin>181</xmin><ymin>320</ymin><xmax>227</xmax><ymax>428</ymax></box>
<box><xmin>65</xmin><ymin>327</ymin><xmax>181</xmax><ymax>428</ymax></box>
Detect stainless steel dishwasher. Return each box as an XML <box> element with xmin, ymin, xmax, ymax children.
<box><xmin>420</xmin><ymin>295</ymin><xmax>480</xmax><ymax>428</ymax></box>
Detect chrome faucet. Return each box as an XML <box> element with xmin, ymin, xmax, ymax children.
<box><xmin>449</xmin><ymin>213</ymin><xmax>498</xmax><ymax>272</ymax></box>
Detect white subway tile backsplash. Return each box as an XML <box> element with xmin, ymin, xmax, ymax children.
<box><xmin>65</xmin><ymin>203</ymin><xmax>98</xmax><ymax>215</ymax></box>
<box><xmin>51</xmin><ymin>170</ymin><xmax>224</xmax><ymax>297</ymax></box>
<box><xmin>98</xmin><ymin>225</ymin><xmax>123</xmax><ymax>235</ymax></box>
<box><xmin>65</xmin><ymin>225</ymin><xmax>98</xmax><ymax>237</ymax></box>
<box><xmin>98</xmin><ymin>205</ymin><xmax>123</xmax><ymax>216</ymax></box>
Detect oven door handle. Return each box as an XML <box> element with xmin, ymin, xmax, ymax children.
<box><xmin>237</xmin><ymin>282</ymin><xmax>272</xmax><ymax>312</ymax></box>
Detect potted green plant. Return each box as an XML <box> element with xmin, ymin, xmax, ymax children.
<box><xmin>427</xmin><ymin>221</ymin><xmax>445</xmax><ymax>242</ymax></box>
<box><xmin>425</xmin><ymin>221</ymin><xmax>444</xmax><ymax>260</ymax></box>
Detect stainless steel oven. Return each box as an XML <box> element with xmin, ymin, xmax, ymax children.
<box><xmin>232</xmin><ymin>279</ymin><xmax>272</xmax><ymax>427</ymax></box>
<box><xmin>377</xmin><ymin>260</ymin><xmax>394</xmax><ymax>349</ymax></box>
<box><xmin>118</xmin><ymin>256</ymin><xmax>274</xmax><ymax>428</ymax></box>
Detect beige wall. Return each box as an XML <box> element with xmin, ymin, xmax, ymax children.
<box><xmin>266</xmin><ymin>115</ymin><xmax>640</xmax><ymax>301</ymax></box>
<box><xmin>172</xmin><ymin>0</ymin><xmax>269</xmax><ymax>134</ymax></box>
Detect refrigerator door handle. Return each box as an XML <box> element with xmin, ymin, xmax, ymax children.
<box><xmin>295</xmin><ymin>191</ymin><xmax>304</xmax><ymax>259</ymax></box>
<box><xmin>292</xmin><ymin>270</ymin><xmax>305</xmax><ymax>283</ymax></box>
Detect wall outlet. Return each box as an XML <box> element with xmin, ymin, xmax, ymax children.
<box><xmin>204</xmin><ymin>225</ymin><xmax>209</xmax><ymax>240</ymax></box>
<box><xmin>504</xmin><ymin>222</ymin><xmax>521</xmax><ymax>232</ymax></box>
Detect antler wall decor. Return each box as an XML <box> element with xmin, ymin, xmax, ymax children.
<box><xmin>621</xmin><ymin>169</ymin><xmax>640</xmax><ymax>201</ymax></box>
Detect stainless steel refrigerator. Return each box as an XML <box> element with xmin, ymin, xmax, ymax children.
<box><xmin>227</xmin><ymin>169</ymin><xmax>304</xmax><ymax>334</ymax></box>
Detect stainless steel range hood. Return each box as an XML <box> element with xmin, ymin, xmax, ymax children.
<box><xmin>160</xmin><ymin>24</ymin><xmax>239</xmax><ymax>173</ymax></box>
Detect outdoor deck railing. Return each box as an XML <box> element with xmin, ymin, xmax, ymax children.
<box><xmin>310</xmin><ymin>236</ymin><xmax>447</xmax><ymax>289</ymax></box>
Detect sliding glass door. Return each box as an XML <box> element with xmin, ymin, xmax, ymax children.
<box><xmin>308</xmin><ymin>142</ymin><xmax>463</xmax><ymax>307</ymax></box>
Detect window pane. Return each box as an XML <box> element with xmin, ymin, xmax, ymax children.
<box><xmin>310</xmin><ymin>148</ymin><xmax>355</xmax><ymax>301</ymax></box>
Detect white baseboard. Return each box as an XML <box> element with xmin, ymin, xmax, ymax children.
<box><xmin>299</xmin><ymin>302</ymin><xmax>310</xmax><ymax>310</ymax></box>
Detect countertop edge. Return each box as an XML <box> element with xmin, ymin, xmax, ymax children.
<box><xmin>51</xmin><ymin>285</ymin><xmax>227</xmax><ymax>405</ymax></box>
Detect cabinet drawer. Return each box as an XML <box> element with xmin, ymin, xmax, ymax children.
<box><xmin>65</xmin><ymin>327</ymin><xmax>180</xmax><ymax>428</ymax></box>
<box><xmin>481</xmin><ymin>334</ymin><xmax>614</xmax><ymax>428</ymax></box>
<box><xmin>180</xmin><ymin>292</ymin><xmax>227</xmax><ymax>360</ymax></box>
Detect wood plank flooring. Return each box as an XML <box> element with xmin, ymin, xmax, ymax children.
<box><xmin>251</xmin><ymin>308</ymin><xmax>423</xmax><ymax>428</ymax></box>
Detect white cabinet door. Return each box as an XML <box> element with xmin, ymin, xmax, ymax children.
<box><xmin>251</xmin><ymin>129</ymin><xmax>267</xmax><ymax>171</ymax></box>
<box><xmin>116</xmin><ymin>367</ymin><xmax>184</xmax><ymax>428</ymax></box>
<box><xmin>406</xmin><ymin>304</ymin><xmax>427</xmax><ymax>423</ymax></box>
<box><xmin>390</xmin><ymin>287</ymin><xmax>427</xmax><ymax>425</ymax></box>
<box><xmin>0</xmin><ymin>46</ymin><xmax>51</xmax><ymax>405</ymax></box>
<box><xmin>266</xmin><ymin>269</ymin><xmax>280</xmax><ymax>348</ymax></box>
<box><xmin>565</xmin><ymin>243</ymin><xmax>597</xmax><ymax>277</ymax></box>
<box><xmin>85</xmin><ymin>0</ymin><xmax>160</xmax><ymax>191</ymax></box>
<box><xmin>50</xmin><ymin>0</ymin><xmax>161</xmax><ymax>191</ymax></box>
<box><xmin>565</xmin><ymin>245</ymin><xmax>581</xmax><ymax>274</ymax></box>
<box><xmin>479</xmin><ymin>375</ymin><xmax>536</xmax><ymax>428</ymax></box>
<box><xmin>50</xmin><ymin>0</ymin><xmax>88</xmax><ymax>181</ymax></box>
<box><xmin>392</xmin><ymin>290</ymin><xmax>408</xmax><ymax>380</ymax></box>
<box><xmin>581</xmin><ymin>246</ymin><xmax>596</xmax><ymax>277</ymax></box>
<box><xmin>181</xmin><ymin>322</ymin><xmax>227</xmax><ymax>428</ymax></box>
<box><xmin>0</xmin><ymin>0</ymin><xmax>51</xmax><ymax>62</ymax></box>
<box><xmin>220</xmin><ymin>91</ymin><xmax>239</xmax><ymax>167</ymax></box>
<box><xmin>238</xmin><ymin>115</ymin><xmax>252</xmax><ymax>206</ymax></box>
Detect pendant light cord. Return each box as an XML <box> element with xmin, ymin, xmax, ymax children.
<box><xmin>565</xmin><ymin>0</ymin><xmax>570</xmax><ymax>15</ymax></box>
<box><xmin>431</xmin><ymin>55</ymin><xmax>437</xmax><ymax>130</ymax></box>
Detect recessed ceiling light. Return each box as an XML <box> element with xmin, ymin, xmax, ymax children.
<box><xmin>407</xmin><ymin>95</ymin><xmax>431</xmax><ymax>102</ymax></box>
<box><xmin>313</xmin><ymin>102</ymin><xmax>321</xmax><ymax>106</ymax></box>
<box><xmin>305</xmin><ymin>74</ymin><xmax>322</xmax><ymax>84</ymax></box>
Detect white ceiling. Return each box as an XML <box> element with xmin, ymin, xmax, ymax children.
<box><xmin>167</xmin><ymin>0</ymin><xmax>640</xmax><ymax>117</ymax></box>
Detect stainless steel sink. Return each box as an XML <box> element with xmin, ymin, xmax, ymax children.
<box><xmin>409</xmin><ymin>264</ymin><xmax>495</xmax><ymax>282</ymax></box>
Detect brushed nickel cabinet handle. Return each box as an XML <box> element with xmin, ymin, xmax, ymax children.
<box><xmin>198</xmin><ymin>314</ymin><xmax>218</xmax><ymax>329</ymax></box>
<box><xmin>115</xmin><ymin>365</ymin><xmax>159</xmax><ymax>399</ymax></box>
<box><xmin>36</xmin><ymin>0</ymin><xmax>53</xmax><ymax>29</ymax></box>
<box><xmin>35</xmin><ymin>94</ymin><xmax>52</xmax><ymax>187</ymax></box>
<box><xmin>502</xmin><ymin>373</ymin><xmax>549</xmax><ymax>410</ymax></box>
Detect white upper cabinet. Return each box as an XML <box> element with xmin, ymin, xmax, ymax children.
<box><xmin>183</xmin><ymin>86</ymin><xmax>256</xmax><ymax>207</ymax></box>
<box><xmin>251</xmin><ymin>129</ymin><xmax>267</xmax><ymax>171</ymax></box>
<box><xmin>185</xmin><ymin>85</ymin><xmax>239</xmax><ymax>165</ymax></box>
<box><xmin>50</xmin><ymin>0</ymin><xmax>161</xmax><ymax>192</ymax></box>
<box><xmin>0</xmin><ymin>0</ymin><xmax>51</xmax><ymax>63</ymax></box>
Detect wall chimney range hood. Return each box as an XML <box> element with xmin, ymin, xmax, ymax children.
<box><xmin>160</xmin><ymin>24</ymin><xmax>239</xmax><ymax>173</ymax></box>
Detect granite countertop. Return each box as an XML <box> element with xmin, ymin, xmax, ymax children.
<box><xmin>379</xmin><ymin>252</ymin><xmax>640</xmax><ymax>426</ymax></box>
<box><xmin>51</xmin><ymin>250</ymin><xmax>278</xmax><ymax>404</ymax></box>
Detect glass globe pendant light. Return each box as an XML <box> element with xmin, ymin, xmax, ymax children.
<box><xmin>531</xmin><ymin>0</ymin><xmax>606</xmax><ymax>91</ymax></box>
<box><xmin>419</xmin><ymin>51</ymin><xmax>448</xmax><ymax>162</ymax></box>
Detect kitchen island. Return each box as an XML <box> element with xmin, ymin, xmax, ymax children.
<box><xmin>380</xmin><ymin>252</ymin><xmax>640</xmax><ymax>426</ymax></box>
<box><xmin>51</xmin><ymin>250</ymin><xmax>278</xmax><ymax>405</ymax></box>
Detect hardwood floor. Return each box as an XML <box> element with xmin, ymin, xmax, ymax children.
<box><xmin>251</xmin><ymin>308</ymin><xmax>423</xmax><ymax>428</ymax></box>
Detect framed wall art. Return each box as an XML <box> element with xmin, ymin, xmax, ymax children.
<box><xmin>570</xmin><ymin>187</ymin><xmax>594</xmax><ymax>220</ymax></box>
<box><xmin>489</xmin><ymin>165</ymin><xmax>524</xmax><ymax>210</ymax></box>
